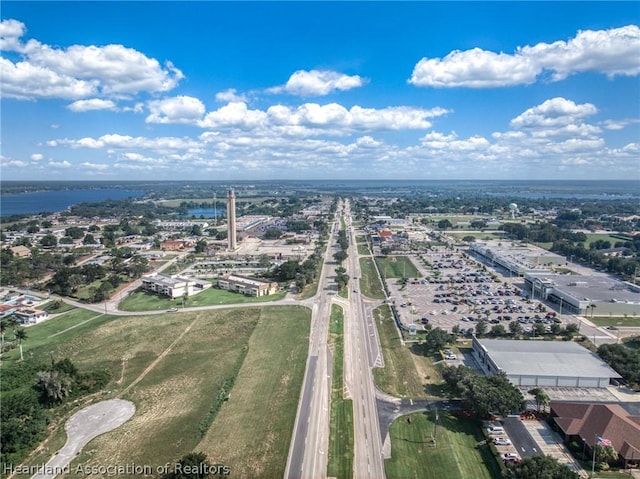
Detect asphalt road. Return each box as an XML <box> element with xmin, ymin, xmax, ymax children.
<box><xmin>343</xmin><ymin>201</ymin><xmax>386</xmax><ymax>479</ymax></box>
<box><xmin>502</xmin><ymin>416</ymin><xmax>540</xmax><ymax>458</ymax></box>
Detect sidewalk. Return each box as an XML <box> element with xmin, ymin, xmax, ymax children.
<box><xmin>520</xmin><ymin>419</ymin><xmax>587</xmax><ymax>478</ymax></box>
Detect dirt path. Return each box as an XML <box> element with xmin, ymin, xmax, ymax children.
<box><xmin>119</xmin><ymin>317</ymin><xmax>199</xmax><ymax>396</ymax></box>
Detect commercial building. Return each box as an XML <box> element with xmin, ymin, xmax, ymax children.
<box><xmin>472</xmin><ymin>338</ymin><xmax>621</xmax><ymax>388</ymax></box>
<box><xmin>141</xmin><ymin>273</ymin><xmax>211</xmax><ymax>299</ymax></box>
<box><xmin>550</xmin><ymin>401</ymin><xmax>640</xmax><ymax>468</ymax></box>
<box><xmin>217</xmin><ymin>274</ymin><xmax>278</xmax><ymax>297</ymax></box>
<box><xmin>469</xmin><ymin>241</ymin><xmax>565</xmax><ymax>276</ymax></box>
<box><xmin>524</xmin><ymin>273</ymin><xmax>640</xmax><ymax>317</ymax></box>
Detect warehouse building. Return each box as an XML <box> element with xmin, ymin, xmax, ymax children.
<box><xmin>472</xmin><ymin>338</ymin><xmax>621</xmax><ymax>388</ymax></box>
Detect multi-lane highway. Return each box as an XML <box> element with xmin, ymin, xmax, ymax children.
<box><xmin>342</xmin><ymin>200</ymin><xmax>386</xmax><ymax>478</ymax></box>
<box><xmin>285</xmin><ymin>210</ymin><xmax>339</xmax><ymax>479</ymax></box>
<box><xmin>285</xmin><ymin>200</ymin><xmax>387</xmax><ymax>479</ymax></box>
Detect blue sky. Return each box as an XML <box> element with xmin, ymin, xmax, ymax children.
<box><xmin>1</xmin><ymin>1</ymin><xmax>639</xmax><ymax>181</ymax></box>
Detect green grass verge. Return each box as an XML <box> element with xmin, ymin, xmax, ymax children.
<box><xmin>119</xmin><ymin>286</ymin><xmax>287</xmax><ymax>311</ymax></box>
<box><xmin>357</xmin><ymin>241</ymin><xmax>370</xmax><ymax>255</ymax></box>
<box><xmin>359</xmin><ymin>257</ymin><xmax>385</xmax><ymax>300</ymax></box>
<box><xmin>327</xmin><ymin>305</ymin><xmax>354</xmax><ymax>479</ymax></box>
<box><xmin>375</xmin><ymin>256</ymin><xmax>421</xmax><ymax>279</ymax></box>
<box><xmin>385</xmin><ymin>411</ymin><xmax>501</xmax><ymax>479</ymax></box>
<box><xmin>196</xmin><ymin>306</ymin><xmax>311</xmax><ymax>479</ymax></box>
<box><xmin>590</xmin><ymin>317</ymin><xmax>640</xmax><ymax>327</ymax></box>
<box><xmin>372</xmin><ymin>305</ymin><xmax>427</xmax><ymax>399</ymax></box>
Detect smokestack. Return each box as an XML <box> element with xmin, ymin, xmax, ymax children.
<box><xmin>227</xmin><ymin>189</ymin><xmax>237</xmax><ymax>250</ymax></box>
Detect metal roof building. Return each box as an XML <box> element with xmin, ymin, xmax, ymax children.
<box><xmin>472</xmin><ymin>338</ymin><xmax>621</xmax><ymax>388</ymax></box>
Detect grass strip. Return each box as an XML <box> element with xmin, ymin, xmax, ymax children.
<box><xmin>327</xmin><ymin>304</ymin><xmax>354</xmax><ymax>479</ymax></box>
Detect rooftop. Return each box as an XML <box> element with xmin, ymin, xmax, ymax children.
<box><xmin>478</xmin><ymin>339</ymin><xmax>621</xmax><ymax>379</ymax></box>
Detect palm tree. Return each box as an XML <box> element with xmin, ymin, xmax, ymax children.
<box><xmin>14</xmin><ymin>326</ymin><xmax>28</xmax><ymax>361</ymax></box>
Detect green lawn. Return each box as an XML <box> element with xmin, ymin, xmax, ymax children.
<box><xmin>327</xmin><ymin>305</ymin><xmax>354</xmax><ymax>479</ymax></box>
<box><xmin>119</xmin><ymin>286</ymin><xmax>287</xmax><ymax>311</ymax></box>
<box><xmin>372</xmin><ymin>305</ymin><xmax>427</xmax><ymax>399</ymax></box>
<box><xmin>375</xmin><ymin>256</ymin><xmax>421</xmax><ymax>279</ymax></box>
<box><xmin>359</xmin><ymin>257</ymin><xmax>386</xmax><ymax>299</ymax></box>
<box><xmin>590</xmin><ymin>316</ymin><xmax>640</xmax><ymax>327</ymax></box>
<box><xmin>385</xmin><ymin>411</ymin><xmax>501</xmax><ymax>479</ymax></box>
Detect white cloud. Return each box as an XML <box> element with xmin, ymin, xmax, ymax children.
<box><xmin>199</xmin><ymin>101</ymin><xmax>267</xmax><ymax>129</ymax></box>
<box><xmin>48</xmin><ymin>160</ymin><xmax>71</xmax><ymax>168</ymax></box>
<box><xmin>0</xmin><ymin>18</ymin><xmax>26</xmax><ymax>51</ymax></box>
<box><xmin>80</xmin><ymin>162</ymin><xmax>109</xmax><ymax>170</ymax></box>
<box><xmin>410</xmin><ymin>25</ymin><xmax>640</xmax><ymax>87</ymax></box>
<box><xmin>215</xmin><ymin>88</ymin><xmax>247</xmax><ymax>103</ymax></box>
<box><xmin>146</xmin><ymin>96</ymin><xmax>206</xmax><ymax>124</ymax></box>
<box><xmin>510</xmin><ymin>97</ymin><xmax>597</xmax><ymax>129</ymax></box>
<box><xmin>67</xmin><ymin>98</ymin><xmax>117</xmax><ymax>112</ymax></box>
<box><xmin>30</xmin><ymin>153</ymin><xmax>43</xmax><ymax>161</ymax></box>
<box><xmin>269</xmin><ymin>69</ymin><xmax>366</xmax><ymax>96</ymax></box>
<box><xmin>0</xmin><ymin>18</ymin><xmax>184</xmax><ymax>100</ymax></box>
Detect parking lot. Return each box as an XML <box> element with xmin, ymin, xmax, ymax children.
<box><xmin>386</xmin><ymin>251</ymin><xmax>561</xmax><ymax>336</ymax></box>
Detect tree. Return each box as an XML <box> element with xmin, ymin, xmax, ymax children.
<box><xmin>169</xmin><ymin>452</ymin><xmax>213</xmax><ymax>479</ymax></box>
<box><xmin>263</xmin><ymin>229</ymin><xmax>283</xmax><ymax>240</ymax></box>
<box><xmin>528</xmin><ymin>387</ymin><xmax>550</xmax><ymax>413</ymax></box>
<box><xmin>14</xmin><ymin>327</ymin><xmax>27</xmax><ymax>361</ymax></box>
<box><xmin>505</xmin><ymin>454</ymin><xmax>580</xmax><ymax>479</ymax></box>
<box><xmin>475</xmin><ymin>319</ymin><xmax>488</xmax><ymax>337</ymax></box>
<box><xmin>594</xmin><ymin>443</ymin><xmax>618</xmax><ymax>464</ymax></box>
<box><xmin>424</xmin><ymin>327</ymin><xmax>453</xmax><ymax>351</ymax></box>
<box><xmin>39</xmin><ymin>233</ymin><xmax>58</xmax><ymax>248</ymax></box>
<box><xmin>35</xmin><ymin>370</ymin><xmax>73</xmax><ymax>405</ymax></box>
<box><xmin>489</xmin><ymin>324</ymin><xmax>506</xmax><ymax>337</ymax></box>
<box><xmin>194</xmin><ymin>239</ymin><xmax>207</xmax><ymax>253</ymax></box>
<box><xmin>509</xmin><ymin>320</ymin><xmax>523</xmax><ymax>337</ymax></box>
<box><xmin>437</xmin><ymin>219</ymin><xmax>453</xmax><ymax>230</ymax></box>
<box><xmin>333</xmin><ymin>250</ymin><xmax>348</xmax><ymax>264</ymax></box>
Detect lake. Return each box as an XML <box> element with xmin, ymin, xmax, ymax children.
<box><xmin>0</xmin><ymin>189</ymin><xmax>144</xmax><ymax>217</ymax></box>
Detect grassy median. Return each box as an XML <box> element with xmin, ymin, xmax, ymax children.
<box><xmin>327</xmin><ymin>304</ymin><xmax>354</xmax><ymax>479</ymax></box>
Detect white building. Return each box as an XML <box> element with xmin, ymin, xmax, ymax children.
<box><xmin>141</xmin><ymin>273</ymin><xmax>211</xmax><ymax>299</ymax></box>
<box><xmin>217</xmin><ymin>274</ymin><xmax>278</xmax><ymax>297</ymax></box>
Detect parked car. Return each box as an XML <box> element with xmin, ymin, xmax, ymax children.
<box><xmin>493</xmin><ymin>437</ymin><xmax>511</xmax><ymax>445</ymax></box>
<box><xmin>487</xmin><ymin>426</ymin><xmax>505</xmax><ymax>434</ymax></box>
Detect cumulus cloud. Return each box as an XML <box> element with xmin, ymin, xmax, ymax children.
<box><xmin>0</xmin><ymin>18</ymin><xmax>184</xmax><ymax>100</ymax></box>
<box><xmin>80</xmin><ymin>162</ymin><xmax>109</xmax><ymax>170</ymax></box>
<box><xmin>215</xmin><ymin>88</ymin><xmax>247</xmax><ymax>103</ymax></box>
<box><xmin>146</xmin><ymin>100</ymin><xmax>450</xmax><ymax>134</ymax></box>
<box><xmin>146</xmin><ymin>96</ymin><xmax>206</xmax><ymax>124</ymax></box>
<box><xmin>48</xmin><ymin>160</ymin><xmax>71</xmax><ymax>168</ymax></box>
<box><xmin>269</xmin><ymin>69</ymin><xmax>366</xmax><ymax>96</ymax></box>
<box><xmin>510</xmin><ymin>97</ymin><xmax>597</xmax><ymax>129</ymax></box>
<box><xmin>67</xmin><ymin>98</ymin><xmax>117</xmax><ymax>112</ymax></box>
<box><xmin>30</xmin><ymin>153</ymin><xmax>43</xmax><ymax>161</ymax></box>
<box><xmin>410</xmin><ymin>25</ymin><xmax>640</xmax><ymax>87</ymax></box>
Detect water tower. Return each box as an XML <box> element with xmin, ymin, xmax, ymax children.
<box><xmin>508</xmin><ymin>203</ymin><xmax>518</xmax><ymax>220</ymax></box>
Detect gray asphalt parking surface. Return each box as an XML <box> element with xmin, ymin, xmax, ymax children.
<box><xmin>31</xmin><ymin>399</ymin><xmax>135</xmax><ymax>479</ymax></box>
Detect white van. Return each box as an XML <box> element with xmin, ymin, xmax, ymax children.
<box><xmin>487</xmin><ymin>426</ymin><xmax>505</xmax><ymax>435</ymax></box>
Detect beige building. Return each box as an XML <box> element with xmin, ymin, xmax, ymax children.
<box><xmin>217</xmin><ymin>274</ymin><xmax>278</xmax><ymax>297</ymax></box>
<box><xmin>141</xmin><ymin>273</ymin><xmax>211</xmax><ymax>299</ymax></box>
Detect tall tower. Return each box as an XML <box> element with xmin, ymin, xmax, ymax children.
<box><xmin>227</xmin><ymin>189</ymin><xmax>237</xmax><ymax>250</ymax></box>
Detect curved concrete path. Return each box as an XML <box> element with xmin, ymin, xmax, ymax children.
<box><xmin>30</xmin><ymin>399</ymin><xmax>135</xmax><ymax>479</ymax></box>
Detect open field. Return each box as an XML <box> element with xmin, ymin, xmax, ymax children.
<box><xmin>375</xmin><ymin>256</ymin><xmax>421</xmax><ymax>279</ymax></box>
<box><xmin>196</xmin><ymin>306</ymin><xmax>310</xmax><ymax>479</ymax></box>
<box><xmin>385</xmin><ymin>411</ymin><xmax>501</xmax><ymax>479</ymax></box>
<box><xmin>119</xmin><ymin>287</ymin><xmax>287</xmax><ymax>311</ymax></box>
<box><xmin>358</xmin><ymin>257</ymin><xmax>386</xmax><ymax>300</ymax></box>
<box><xmin>372</xmin><ymin>306</ymin><xmax>427</xmax><ymax>399</ymax></box>
<box><xmin>8</xmin><ymin>305</ymin><xmax>310</xmax><ymax>478</ymax></box>
<box><xmin>327</xmin><ymin>305</ymin><xmax>354</xmax><ymax>479</ymax></box>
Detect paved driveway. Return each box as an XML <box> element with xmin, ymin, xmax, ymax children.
<box><xmin>31</xmin><ymin>399</ymin><xmax>135</xmax><ymax>479</ymax></box>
